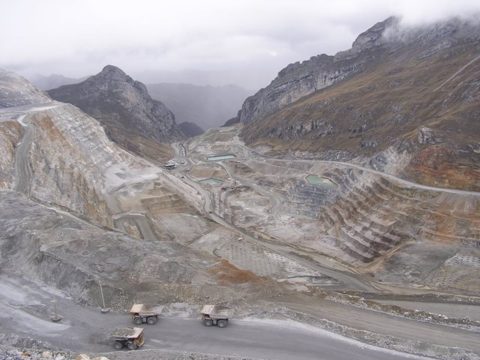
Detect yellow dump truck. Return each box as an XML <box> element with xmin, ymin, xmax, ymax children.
<box><xmin>201</xmin><ymin>304</ymin><xmax>230</xmax><ymax>328</ymax></box>
<box><xmin>129</xmin><ymin>303</ymin><xmax>163</xmax><ymax>325</ymax></box>
<box><xmin>111</xmin><ymin>327</ymin><xmax>144</xmax><ymax>350</ymax></box>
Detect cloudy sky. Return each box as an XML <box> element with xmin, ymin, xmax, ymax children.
<box><xmin>1</xmin><ymin>0</ymin><xmax>479</xmax><ymax>89</ymax></box>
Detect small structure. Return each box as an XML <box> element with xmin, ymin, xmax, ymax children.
<box><xmin>164</xmin><ymin>160</ymin><xmax>177</xmax><ymax>170</ymax></box>
<box><xmin>111</xmin><ymin>327</ymin><xmax>144</xmax><ymax>350</ymax></box>
<box><xmin>201</xmin><ymin>304</ymin><xmax>230</xmax><ymax>328</ymax></box>
<box><xmin>98</xmin><ymin>281</ymin><xmax>110</xmax><ymax>313</ymax></box>
<box><xmin>129</xmin><ymin>303</ymin><xmax>163</xmax><ymax>325</ymax></box>
<box><xmin>50</xmin><ymin>300</ymin><xmax>63</xmax><ymax>322</ymax></box>
<box><xmin>207</xmin><ymin>154</ymin><xmax>235</xmax><ymax>162</ymax></box>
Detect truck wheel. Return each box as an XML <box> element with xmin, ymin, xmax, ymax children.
<box><xmin>203</xmin><ymin>319</ymin><xmax>213</xmax><ymax>327</ymax></box>
<box><xmin>147</xmin><ymin>316</ymin><xmax>158</xmax><ymax>325</ymax></box>
<box><xmin>217</xmin><ymin>319</ymin><xmax>228</xmax><ymax>328</ymax></box>
<box><xmin>113</xmin><ymin>341</ymin><xmax>123</xmax><ymax>350</ymax></box>
<box><xmin>134</xmin><ymin>316</ymin><xmax>143</xmax><ymax>325</ymax></box>
<box><xmin>127</xmin><ymin>341</ymin><xmax>138</xmax><ymax>350</ymax></box>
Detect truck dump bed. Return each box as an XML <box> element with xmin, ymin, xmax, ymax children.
<box><xmin>129</xmin><ymin>303</ymin><xmax>163</xmax><ymax>316</ymax></box>
<box><xmin>201</xmin><ymin>304</ymin><xmax>230</xmax><ymax>317</ymax></box>
<box><xmin>111</xmin><ymin>327</ymin><xmax>144</xmax><ymax>339</ymax></box>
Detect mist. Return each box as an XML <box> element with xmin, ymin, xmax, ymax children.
<box><xmin>1</xmin><ymin>0</ymin><xmax>480</xmax><ymax>89</ymax></box>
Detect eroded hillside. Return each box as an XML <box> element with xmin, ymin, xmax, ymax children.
<box><xmin>0</xmin><ymin>83</ymin><xmax>270</xmax><ymax>310</ymax></box>
<box><xmin>238</xmin><ymin>18</ymin><xmax>480</xmax><ymax>191</ymax></box>
<box><xmin>185</xmin><ymin>126</ymin><xmax>480</xmax><ymax>295</ymax></box>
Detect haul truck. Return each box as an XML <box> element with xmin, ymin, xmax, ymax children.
<box><xmin>201</xmin><ymin>304</ymin><xmax>230</xmax><ymax>328</ymax></box>
<box><xmin>111</xmin><ymin>327</ymin><xmax>144</xmax><ymax>350</ymax></box>
<box><xmin>129</xmin><ymin>303</ymin><xmax>163</xmax><ymax>325</ymax></box>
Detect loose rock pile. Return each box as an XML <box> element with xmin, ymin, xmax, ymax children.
<box><xmin>0</xmin><ymin>349</ymin><xmax>74</xmax><ymax>360</ymax></box>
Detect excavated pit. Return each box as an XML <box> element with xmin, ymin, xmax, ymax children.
<box><xmin>0</xmin><ymin>103</ymin><xmax>273</xmax><ymax>314</ymax></box>
<box><xmin>185</xmin><ymin>126</ymin><xmax>480</xmax><ymax>295</ymax></box>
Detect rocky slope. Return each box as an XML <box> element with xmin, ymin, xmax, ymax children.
<box><xmin>0</xmin><ymin>69</ymin><xmax>51</xmax><ymax>107</ymax></box>
<box><xmin>0</xmin><ymin>72</ymin><xmax>265</xmax><ymax>310</ymax></box>
<box><xmin>187</xmin><ymin>127</ymin><xmax>480</xmax><ymax>295</ymax></box>
<box><xmin>234</xmin><ymin>17</ymin><xmax>396</xmax><ymax>125</ymax></box>
<box><xmin>238</xmin><ymin>17</ymin><xmax>480</xmax><ymax>190</ymax></box>
<box><xmin>179</xmin><ymin>121</ymin><xmax>204</xmax><ymax>137</ymax></box>
<box><xmin>48</xmin><ymin>65</ymin><xmax>183</xmax><ymax>161</ymax></box>
<box><xmin>148</xmin><ymin>83</ymin><xmax>250</xmax><ymax>130</ymax></box>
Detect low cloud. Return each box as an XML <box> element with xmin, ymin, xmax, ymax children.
<box><xmin>1</xmin><ymin>0</ymin><xmax>479</xmax><ymax>88</ymax></box>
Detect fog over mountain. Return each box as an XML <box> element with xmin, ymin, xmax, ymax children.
<box><xmin>3</xmin><ymin>0</ymin><xmax>480</xmax><ymax>89</ymax></box>
<box><xmin>29</xmin><ymin>73</ymin><xmax>85</xmax><ymax>90</ymax></box>
<box><xmin>147</xmin><ymin>83</ymin><xmax>251</xmax><ymax>130</ymax></box>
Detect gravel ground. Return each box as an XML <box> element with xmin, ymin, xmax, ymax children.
<box><xmin>0</xmin><ymin>347</ymin><xmax>255</xmax><ymax>360</ymax></box>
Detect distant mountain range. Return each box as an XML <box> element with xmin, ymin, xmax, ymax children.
<box><xmin>29</xmin><ymin>73</ymin><xmax>86</xmax><ymax>90</ymax></box>
<box><xmin>147</xmin><ymin>83</ymin><xmax>250</xmax><ymax>130</ymax></box>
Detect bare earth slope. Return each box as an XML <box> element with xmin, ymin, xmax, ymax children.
<box><xmin>0</xmin><ymin>77</ymin><xmax>257</xmax><ymax>308</ymax></box>
<box><xmin>186</xmin><ymin>127</ymin><xmax>480</xmax><ymax>296</ymax></box>
<box><xmin>239</xmin><ymin>18</ymin><xmax>480</xmax><ymax>191</ymax></box>
<box><xmin>0</xmin><ymin>69</ymin><xmax>50</xmax><ymax>107</ymax></box>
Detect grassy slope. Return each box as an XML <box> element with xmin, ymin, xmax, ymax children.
<box><xmin>242</xmin><ymin>40</ymin><xmax>480</xmax><ymax>190</ymax></box>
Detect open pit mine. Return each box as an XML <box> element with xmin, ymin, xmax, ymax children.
<box><xmin>1</xmin><ymin>16</ymin><xmax>480</xmax><ymax>360</ymax></box>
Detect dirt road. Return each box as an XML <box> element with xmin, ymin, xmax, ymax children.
<box><xmin>14</xmin><ymin>123</ymin><xmax>33</xmax><ymax>194</ymax></box>
<box><xmin>0</xmin><ymin>275</ymin><xmax>431</xmax><ymax>360</ymax></box>
<box><xmin>286</xmin><ymin>299</ymin><xmax>480</xmax><ymax>354</ymax></box>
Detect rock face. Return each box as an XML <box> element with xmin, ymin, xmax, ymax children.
<box><xmin>48</xmin><ymin>65</ymin><xmax>183</xmax><ymax>160</ymax></box>
<box><xmin>239</xmin><ymin>17</ymin><xmax>480</xmax><ymax>190</ymax></box>
<box><xmin>234</xmin><ymin>17</ymin><xmax>396</xmax><ymax>125</ymax></box>
<box><xmin>179</xmin><ymin>121</ymin><xmax>204</xmax><ymax>137</ymax></box>
<box><xmin>0</xmin><ymin>69</ymin><xmax>51</xmax><ymax>107</ymax></box>
<box><xmin>0</xmin><ymin>75</ymin><xmax>240</xmax><ymax>309</ymax></box>
<box><xmin>0</xmin><ymin>120</ymin><xmax>23</xmax><ymax>189</ymax></box>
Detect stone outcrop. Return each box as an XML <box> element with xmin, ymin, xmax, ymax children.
<box><xmin>48</xmin><ymin>65</ymin><xmax>183</xmax><ymax>159</ymax></box>
<box><xmin>234</xmin><ymin>17</ymin><xmax>396</xmax><ymax>125</ymax></box>
<box><xmin>0</xmin><ymin>69</ymin><xmax>51</xmax><ymax>108</ymax></box>
<box><xmin>0</xmin><ymin>120</ymin><xmax>22</xmax><ymax>189</ymax></box>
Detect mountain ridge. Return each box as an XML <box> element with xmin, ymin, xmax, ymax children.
<box><xmin>48</xmin><ymin>65</ymin><xmax>182</xmax><ymax>161</ymax></box>
<box><xmin>237</xmin><ymin>17</ymin><xmax>480</xmax><ymax>190</ymax></box>
<box><xmin>232</xmin><ymin>17</ymin><xmax>398</xmax><ymax>126</ymax></box>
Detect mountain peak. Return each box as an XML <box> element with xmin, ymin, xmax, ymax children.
<box><xmin>351</xmin><ymin>16</ymin><xmax>398</xmax><ymax>51</ymax></box>
<box><xmin>96</xmin><ymin>65</ymin><xmax>129</xmax><ymax>81</ymax></box>
<box><xmin>48</xmin><ymin>66</ymin><xmax>183</xmax><ymax>149</ymax></box>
